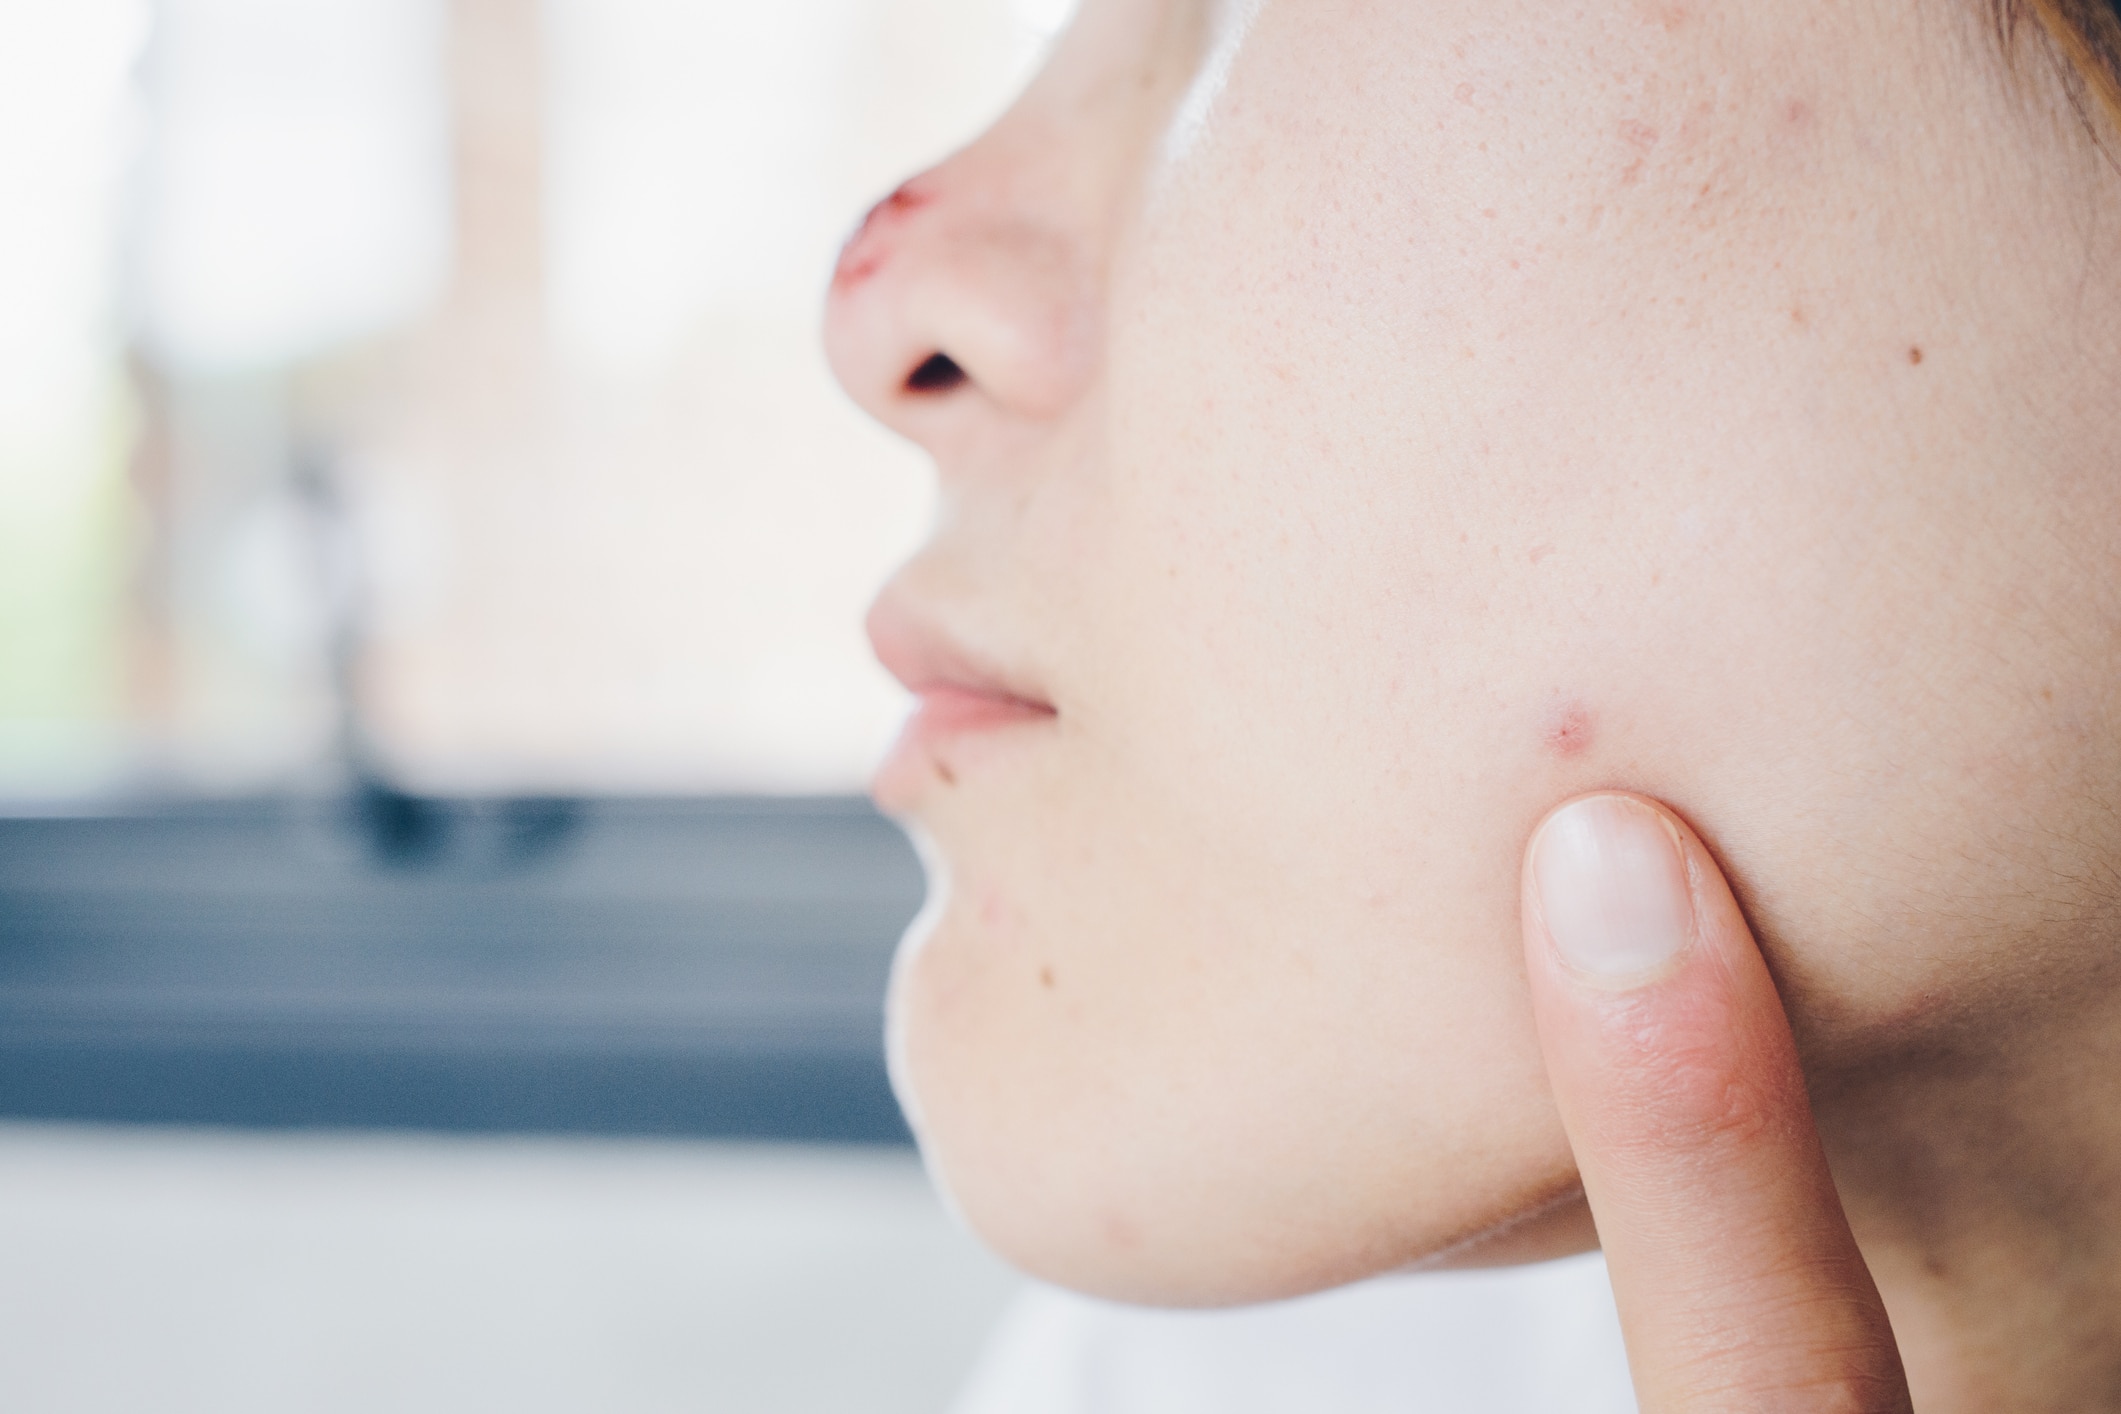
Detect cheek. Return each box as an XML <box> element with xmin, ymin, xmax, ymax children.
<box><xmin>895</xmin><ymin>0</ymin><xmax>1909</xmax><ymax>1309</ymax></box>
<box><xmin>887</xmin><ymin>749</ymin><xmax>1583</xmax><ymax>1305</ymax></box>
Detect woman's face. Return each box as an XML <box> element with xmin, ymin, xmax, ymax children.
<box><xmin>826</xmin><ymin>0</ymin><xmax>2121</xmax><ymax>1305</ymax></box>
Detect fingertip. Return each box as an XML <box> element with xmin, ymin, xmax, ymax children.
<box><xmin>1526</xmin><ymin>792</ymin><xmax>1697</xmax><ymax>988</ymax></box>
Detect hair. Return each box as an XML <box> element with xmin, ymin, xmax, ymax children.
<box><xmin>2004</xmin><ymin>0</ymin><xmax>2121</xmax><ymax>127</ymax></box>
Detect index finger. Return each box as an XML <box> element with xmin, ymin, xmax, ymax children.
<box><xmin>1521</xmin><ymin>792</ymin><xmax>1911</xmax><ymax>1413</ymax></box>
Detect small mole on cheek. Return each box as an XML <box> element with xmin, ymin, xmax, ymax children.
<box><xmin>1543</xmin><ymin>701</ymin><xmax>1595</xmax><ymax>759</ymax></box>
<box><xmin>934</xmin><ymin>758</ymin><xmax>956</xmax><ymax>786</ymax></box>
<box><xmin>1039</xmin><ymin>966</ymin><xmax>1055</xmax><ymax>989</ymax></box>
<box><xmin>1908</xmin><ymin>345</ymin><xmax>1924</xmax><ymax>365</ymax></box>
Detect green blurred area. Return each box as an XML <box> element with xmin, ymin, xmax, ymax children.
<box><xmin>0</xmin><ymin>379</ymin><xmax>139</xmax><ymax>794</ymax></box>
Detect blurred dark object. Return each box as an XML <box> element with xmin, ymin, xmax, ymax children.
<box><xmin>0</xmin><ymin>796</ymin><xmax>920</xmax><ymax>1143</ymax></box>
<box><xmin>349</xmin><ymin>784</ymin><xmax>584</xmax><ymax>870</ymax></box>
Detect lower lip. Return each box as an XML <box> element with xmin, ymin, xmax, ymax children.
<box><xmin>875</xmin><ymin>686</ymin><xmax>1055</xmax><ymax>802</ymax></box>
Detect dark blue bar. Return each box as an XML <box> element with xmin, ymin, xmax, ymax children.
<box><xmin>0</xmin><ymin>796</ymin><xmax>924</xmax><ymax>1143</ymax></box>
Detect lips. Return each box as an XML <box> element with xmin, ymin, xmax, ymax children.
<box><xmin>866</xmin><ymin>594</ymin><xmax>1055</xmax><ymax>802</ymax></box>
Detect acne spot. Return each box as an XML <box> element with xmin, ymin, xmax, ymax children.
<box><xmin>1102</xmin><ymin>1212</ymin><xmax>1141</xmax><ymax>1252</ymax></box>
<box><xmin>1039</xmin><ymin>966</ymin><xmax>1056</xmax><ymax>990</ymax></box>
<box><xmin>833</xmin><ymin>250</ymin><xmax>882</xmax><ymax>290</ymax></box>
<box><xmin>934</xmin><ymin>758</ymin><xmax>956</xmax><ymax>786</ymax></box>
<box><xmin>1783</xmin><ymin>98</ymin><xmax>1813</xmax><ymax>128</ymax></box>
<box><xmin>831</xmin><ymin>180</ymin><xmax>935</xmax><ymax>290</ymax></box>
<box><xmin>1454</xmin><ymin>81</ymin><xmax>1476</xmax><ymax>106</ymax></box>
<box><xmin>1789</xmin><ymin>306</ymin><xmax>1808</xmax><ymax>328</ymax></box>
<box><xmin>1908</xmin><ymin>345</ymin><xmax>1924</xmax><ymax>366</ymax></box>
<box><xmin>1543</xmin><ymin>701</ymin><xmax>1595</xmax><ymax>759</ymax></box>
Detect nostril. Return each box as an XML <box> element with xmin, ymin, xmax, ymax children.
<box><xmin>906</xmin><ymin>353</ymin><xmax>967</xmax><ymax>393</ymax></box>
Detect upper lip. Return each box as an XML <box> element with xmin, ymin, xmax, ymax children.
<box><xmin>865</xmin><ymin>591</ymin><xmax>1054</xmax><ymax>714</ymax></box>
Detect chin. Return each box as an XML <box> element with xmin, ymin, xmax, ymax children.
<box><xmin>882</xmin><ymin>837</ymin><xmax>1591</xmax><ymax>1307</ymax></box>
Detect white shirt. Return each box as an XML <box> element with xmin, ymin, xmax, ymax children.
<box><xmin>951</xmin><ymin>1253</ymin><xmax>1636</xmax><ymax>1414</ymax></box>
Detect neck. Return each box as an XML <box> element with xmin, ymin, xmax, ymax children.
<box><xmin>1822</xmin><ymin>997</ymin><xmax>2121</xmax><ymax>1413</ymax></box>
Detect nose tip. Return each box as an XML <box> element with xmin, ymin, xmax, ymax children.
<box><xmin>823</xmin><ymin>162</ymin><xmax>1095</xmax><ymax>441</ymax></box>
<box><xmin>831</xmin><ymin>180</ymin><xmax>937</xmax><ymax>294</ymax></box>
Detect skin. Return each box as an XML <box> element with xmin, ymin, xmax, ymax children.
<box><xmin>824</xmin><ymin>0</ymin><xmax>2121</xmax><ymax>1407</ymax></box>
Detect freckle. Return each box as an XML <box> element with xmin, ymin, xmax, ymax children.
<box><xmin>1481</xmin><ymin>207</ymin><xmax>1497</xmax><ymax>219</ymax></box>
<box><xmin>1543</xmin><ymin>701</ymin><xmax>1595</xmax><ymax>758</ymax></box>
<box><xmin>2042</xmin><ymin>686</ymin><xmax>2055</xmax><ymax>702</ymax></box>
<box><xmin>934</xmin><ymin>759</ymin><xmax>956</xmax><ymax>786</ymax></box>
<box><xmin>1789</xmin><ymin>306</ymin><xmax>1807</xmax><ymax>328</ymax></box>
<box><xmin>1039</xmin><ymin>966</ymin><xmax>1055</xmax><ymax>989</ymax></box>
<box><xmin>1454</xmin><ymin>81</ymin><xmax>1476</xmax><ymax>105</ymax></box>
<box><xmin>1908</xmin><ymin>345</ymin><xmax>1924</xmax><ymax>365</ymax></box>
<box><xmin>1528</xmin><ymin>543</ymin><xmax>1554</xmax><ymax>564</ymax></box>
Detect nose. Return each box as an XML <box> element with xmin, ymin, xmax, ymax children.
<box><xmin>823</xmin><ymin>153</ymin><xmax>1099</xmax><ymax>445</ymax></box>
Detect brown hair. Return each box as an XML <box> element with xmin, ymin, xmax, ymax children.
<box><xmin>2004</xmin><ymin>0</ymin><xmax>2121</xmax><ymax>126</ymax></box>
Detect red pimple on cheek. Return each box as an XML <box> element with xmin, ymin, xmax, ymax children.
<box><xmin>1543</xmin><ymin>701</ymin><xmax>1595</xmax><ymax>758</ymax></box>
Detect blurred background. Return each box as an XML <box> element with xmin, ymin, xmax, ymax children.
<box><xmin>0</xmin><ymin>0</ymin><xmax>1072</xmax><ymax>1406</ymax></box>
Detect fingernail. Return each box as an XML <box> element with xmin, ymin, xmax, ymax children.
<box><xmin>1533</xmin><ymin>795</ymin><xmax>1694</xmax><ymax>980</ymax></box>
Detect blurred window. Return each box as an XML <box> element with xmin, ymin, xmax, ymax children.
<box><xmin>0</xmin><ymin>0</ymin><xmax>1072</xmax><ymax>802</ymax></box>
